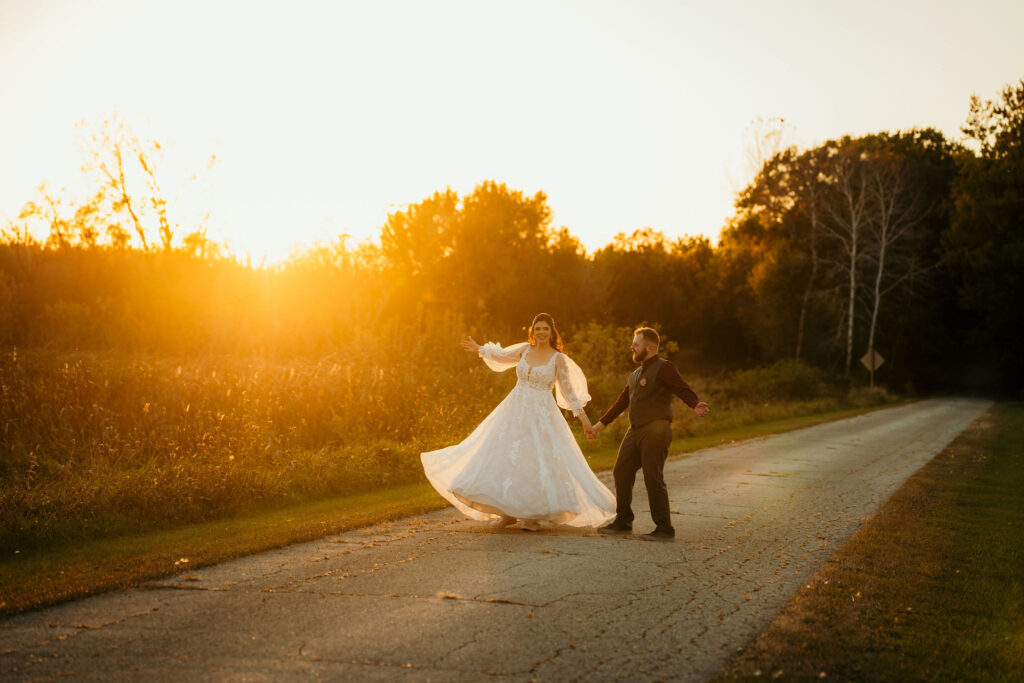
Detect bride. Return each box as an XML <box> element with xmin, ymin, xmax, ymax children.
<box><xmin>420</xmin><ymin>313</ymin><xmax>615</xmax><ymax>531</ymax></box>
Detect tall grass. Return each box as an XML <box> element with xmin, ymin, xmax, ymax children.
<box><xmin>1</xmin><ymin>345</ymin><xmax>501</xmax><ymax>548</ymax></box>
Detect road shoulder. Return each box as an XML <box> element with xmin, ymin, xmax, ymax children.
<box><xmin>714</xmin><ymin>402</ymin><xmax>1024</xmax><ymax>681</ymax></box>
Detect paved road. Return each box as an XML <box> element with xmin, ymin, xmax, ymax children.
<box><xmin>1</xmin><ymin>398</ymin><xmax>991</xmax><ymax>682</ymax></box>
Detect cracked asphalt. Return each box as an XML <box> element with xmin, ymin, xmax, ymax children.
<box><xmin>1</xmin><ymin>398</ymin><xmax>990</xmax><ymax>681</ymax></box>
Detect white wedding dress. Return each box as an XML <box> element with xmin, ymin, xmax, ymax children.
<box><xmin>421</xmin><ymin>342</ymin><xmax>615</xmax><ymax>527</ymax></box>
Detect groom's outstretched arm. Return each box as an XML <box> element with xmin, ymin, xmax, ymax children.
<box><xmin>595</xmin><ymin>384</ymin><xmax>630</xmax><ymax>429</ymax></box>
<box><xmin>659</xmin><ymin>361</ymin><xmax>710</xmax><ymax>417</ymax></box>
<box><xmin>657</xmin><ymin>362</ymin><xmax>700</xmax><ymax>409</ymax></box>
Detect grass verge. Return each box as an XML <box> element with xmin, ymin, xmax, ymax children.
<box><xmin>1</xmin><ymin>400</ymin><xmax>901</xmax><ymax>618</ymax></box>
<box><xmin>715</xmin><ymin>402</ymin><xmax>1024</xmax><ymax>682</ymax></box>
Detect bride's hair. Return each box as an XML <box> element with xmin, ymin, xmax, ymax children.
<box><xmin>528</xmin><ymin>312</ymin><xmax>564</xmax><ymax>352</ymax></box>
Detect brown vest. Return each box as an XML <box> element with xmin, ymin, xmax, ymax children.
<box><xmin>627</xmin><ymin>357</ymin><xmax>674</xmax><ymax>427</ymax></box>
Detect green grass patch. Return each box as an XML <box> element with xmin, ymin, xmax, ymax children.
<box><xmin>715</xmin><ymin>402</ymin><xmax>1024</xmax><ymax>681</ymax></box>
<box><xmin>1</xmin><ymin>400</ymin><xmax>902</xmax><ymax>618</ymax></box>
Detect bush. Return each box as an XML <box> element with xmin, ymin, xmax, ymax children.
<box><xmin>721</xmin><ymin>359</ymin><xmax>837</xmax><ymax>404</ymax></box>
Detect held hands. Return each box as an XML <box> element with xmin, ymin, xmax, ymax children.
<box><xmin>460</xmin><ymin>336</ymin><xmax>480</xmax><ymax>354</ymax></box>
<box><xmin>694</xmin><ymin>401</ymin><xmax>711</xmax><ymax>418</ymax></box>
<box><xmin>585</xmin><ymin>421</ymin><xmax>605</xmax><ymax>441</ymax></box>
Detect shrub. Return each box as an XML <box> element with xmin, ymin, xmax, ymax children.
<box><xmin>721</xmin><ymin>359</ymin><xmax>837</xmax><ymax>404</ymax></box>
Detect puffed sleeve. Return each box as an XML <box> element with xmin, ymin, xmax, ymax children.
<box><xmin>478</xmin><ymin>341</ymin><xmax>530</xmax><ymax>372</ymax></box>
<box><xmin>554</xmin><ymin>352</ymin><xmax>590</xmax><ymax>416</ymax></box>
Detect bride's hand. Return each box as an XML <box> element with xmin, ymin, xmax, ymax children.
<box><xmin>460</xmin><ymin>336</ymin><xmax>480</xmax><ymax>353</ymax></box>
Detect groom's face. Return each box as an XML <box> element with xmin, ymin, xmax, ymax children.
<box><xmin>631</xmin><ymin>334</ymin><xmax>650</xmax><ymax>364</ymax></box>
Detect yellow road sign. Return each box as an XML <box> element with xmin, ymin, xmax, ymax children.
<box><xmin>861</xmin><ymin>349</ymin><xmax>884</xmax><ymax>372</ymax></box>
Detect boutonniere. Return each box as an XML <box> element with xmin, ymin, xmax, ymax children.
<box><xmin>639</xmin><ymin>378</ymin><xmax>648</xmax><ymax>387</ymax></box>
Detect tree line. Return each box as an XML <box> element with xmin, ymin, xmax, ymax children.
<box><xmin>2</xmin><ymin>81</ymin><xmax>1022</xmax><ymax>395</ymax></box>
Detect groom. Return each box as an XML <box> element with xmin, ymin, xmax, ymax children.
<box><xmin>587</xmin><ymin>327</ymin><xmax>710</xmax><ymax>542</ymax></box>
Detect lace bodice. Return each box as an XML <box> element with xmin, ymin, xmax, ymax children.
<box><xmin>477</xmin><ymin>341</ymin><xmax>590</xmax><ymax>416</ymax></box>
<box><xmin>516</xmin><ymin>352</ymin><xmax>558</xmax><ymax>390</ymax></box>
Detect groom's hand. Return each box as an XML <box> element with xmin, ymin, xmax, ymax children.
<box><xmin>694</xmin><ymin>402</ymin><xmax>710</xmax><ymax>418</ymax></box>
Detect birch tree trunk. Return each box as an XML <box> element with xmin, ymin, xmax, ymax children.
<box><xmin>865</xmin><ymin>155</ymin><xmax>927</xmax><ymax>387</ymax></box>
<box><xmin>825</xmin><ymin>150</ymin><xmax>870</xmax><ymax>377</ymax></box>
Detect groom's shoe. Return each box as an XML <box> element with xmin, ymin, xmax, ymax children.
<box><xmin>639</xmin><ymin>526</ymin><xmax>675</xmax><ymax>542</ymax></box>
<box><xmin>597</xmin><ymin>519</ymin><xmax>632</xmax><ymax>535</ymax></box>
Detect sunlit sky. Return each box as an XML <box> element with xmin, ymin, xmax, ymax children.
<box><xmin>1</xmin><ymin>0</ymin><xmax>1022</xmax><ymax>263</ymax></box>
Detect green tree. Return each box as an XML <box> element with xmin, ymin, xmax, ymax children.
<box><xmin>378</xmin><ymin>181</ymin><xmax>581</xmax><ymax>333</ymax></box>
<box><xmin>728</xmin><ymin>130</ymin><xmax>959</xmax><ymax>385</ymax></box>
<box><xmin>732</xmin><ymin>146</ymin><xmax>830</xmax><ymax>362</ymax></box>
<box><xmin>947</xmin><ymin>79</ymin><xmax>1024</xmax><ymax>394</ymax></box>
<box><xmin>592</xmin><ymin>228</ymin><xmax>678</xmax><ymax>333</ymax></box>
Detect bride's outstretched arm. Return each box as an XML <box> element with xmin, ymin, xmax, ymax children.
<box><xmin>474</xmin><ymin>340</ymin><xmax>530</xmax><ymax>372</ymax></box>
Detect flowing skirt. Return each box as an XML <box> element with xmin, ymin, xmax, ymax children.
<box><xmin>420</xmin><ymin>383</ymin><xmax>615</xmax><ymax>527</ymax></box>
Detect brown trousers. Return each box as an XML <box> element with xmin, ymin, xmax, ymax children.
<box><xmin>612</xmin><ymin>420</ymin><xmax>674</xmax><ymax>530</ymax></box>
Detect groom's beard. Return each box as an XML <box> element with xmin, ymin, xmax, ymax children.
<box><xmin>632</xmin><ymin>349</ymin><xmax>648</xmax><ymax>364</ymax></box>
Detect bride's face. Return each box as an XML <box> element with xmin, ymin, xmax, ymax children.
<box><xmin>533</xmin><ymin>321</ymin><xmax>552</xmax><ymax>346</ymax></box>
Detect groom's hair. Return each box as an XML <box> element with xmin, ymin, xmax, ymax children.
<box><xmin>634</xmin><ymin>326</ymin><xmax>660</xmax><ymax>348</ymax></box>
